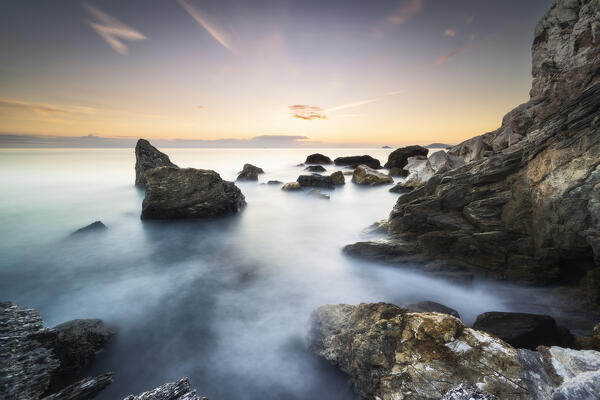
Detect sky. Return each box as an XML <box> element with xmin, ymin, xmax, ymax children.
<box><xmin>0</xmin><ymin>0</ymin><xmax>554</xmax><ymax>147</ymax></box>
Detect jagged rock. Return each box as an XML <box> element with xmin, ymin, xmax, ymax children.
<box><xmin>405</xmin><ymin>300</ymin><xmax>460</xmax><ymax>319</ymax></box>
<box><xmin>297</xmin><ymin>174</ymin><xmax>335</xmax><ymax>189</ymax></box>
<box><xmin>334</xmin><ymin>155</ymin><xmax>381</xmax><ymax>169</ymax></box>
<box><xmin>69</xmin><ymin>221</ymin><xmax>107</xmax><ymax>237</ymax></box>
<box><xmin>442</xmin><ymin>384</ymin><xmax>498</xmax><ymax>400</ymax></box>
<box><xmin>122</xmin><ymin>377</ymin><xmax>206</xmax><ymax>400</ymax></box>
<box><xmin>330</xmin><ymin>171</ymin><xmax>345</xmax><ymax>185</ymax></box>
<box><xmin>389</xmin><ymin>183</ymin><xmax>412</xmax><ymax>194</ymax></box>
<box><xmin>389</xmin><ymin>167</ymin><xmax>407</xmax><ymax>177</ymax></box>
<box><xmin>307</xmin><ymin>303</ymin><xmax>528</xmax><ymax>399</ymax></box>
<box><xmin>384</xmin><ymin>145</ymin><xmax>429</xmax><ymax>169</ymax></box>
<box><xmin>304</xmin><ymin>165</ymin><xmax>326</xmax><ymax>172</ymax></box>
<box><xmin>281</xmin><ymin>182</ymin><xmax>301</xmax><ymax>191</ymax></box>
<box><xmin>518</xmin><ymin>346</ymin><xmax>600</xmax><ymax>400</ymax></box>
<box><xmin>141</xmin><ymin>167</ymin><xmax>246</xmax><ymax>220</ymax></box>
<box><xmin>366</xmin><ymin>0</ymin><xmax>600</xmax><ymax>288</ymax></box>
<box><xmin>236</xmin><ymin>164</ymin><xmax>264</xmax><ymax>181</ymax></box>
<box><xmin>399</xmin><ymin>156</ymin><xmax>436</xmax><ymax>188</ymax></box>
<box><xmin>42</xmin><ymin>373</ymin><xmax>113</xmax><ymax>400</ymax></box>
<box><xmin>473</xmin><ymin>312</ymin><xmax>572</xmax><ymax>350</ymax></box>
<box><xmin>0</xmin><ymin>302</ymin><xmax>113</xmax><ymax>399</ymax></box>
<box><xmin>351</xmin><ymin>165</ymin><xmax>393</xmax><ymax>185</ymax></box>
<box><xmin>267</xmin><ymin>180</ymin><xmax>282</xmax><ymax>185</ymax></box>
<box><xmin>428</xmin><ymin>150</ymin><xmax>464</xmax><ymax>173</ymax></box>
<box><xmin>307</xmin><ymin>189</ymin><xmax>330</xmax><ymax>200</ymax></box>
<box><xmin>135</xmin><ymin>139</ymin><xmax>177</xmax><ymax>188</ymax></box>
<box><xmin>305</xmin><ymin>153</ymin><xmax>332</xmax><ymax>165</ymax></box>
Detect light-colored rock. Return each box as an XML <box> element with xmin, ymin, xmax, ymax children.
<box><xmin>122</xmin><ymin>377</ymin><xmax>206</xmax><ymax>400</ymax></box>
<box><xmin>281</xmin><ymin>182</ymin><xmax>301</xmax><ymax>191</ymax></box>
<box><xmin>352</xmin><ymin>165</ymin><xmax>393</xmax><ymax>185</ymax></box>
<box><xmin>428</xmin><ymin>150</ymin><xmax>464</xmax><ymax>173</ymax></box>
<box><xmin>442</xmin><ymin>384</ymin><xmax>498</xmax><ymax>400</ymax></box>
<box><xmin>307</xmin><ymin>303</ymin><xmax>528</xmax><ymax>400</ymax></box>
<box><xmin>400</xmin><ymin>157</ymin><xmax>435</xmax><ymax>188</ymax></box>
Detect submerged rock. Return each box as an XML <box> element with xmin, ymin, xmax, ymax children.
<box><xmin>236</xmin><ymin>164</ymin><xmax>264</xmax><ymax>181</ymax></box>
<box><xmin>384</xmin><ymin>145</ymin><xmax>429</xmax><ymax>169</ymax></box>
<box><xmin>334</xmin><ymin>155</ymin><xmax>381</xmax><ymax>169</ymax></box>
<box><xmin>308</xmin><ymin>189</ymin><xmax>330</xmax><ymax>200</ymax></box>
<box><xmin>267</xmin><ymin>180</ymin><xmax>282</xmax><ymax>185</ymax></box>
<box><xmin>352</xmin><ymin>165</ymin><xmax>393</xmax><ymax>185</ymax></box>
<box><xmin>297</xmin><ymin>174</ymin><xmax>335</xmax><ymax>189</ymax></box>
<box><xmin>330</xmin><ymin>171</ymin><xmax>345</xmax><ymax>185</ymax></box>
<box><xmin>305</xmin><ymin>153</ymin><xmax>332</xmax><ymax>165</ymax></box>
<box><xmin>405</xmin><ymin>300</ymin><xmax>460</xmax><ymax>319</ymax></box>
<box><xmin>69</xmin><ymin>221</ymin><xmax>107</xmax><ymax>237</ymax></box>
<box><xmin>141</xmin><ymin>167</ymin><xmax>246</xmax><ymax>220</ymax></box>
<box><xmin>134</xmin><ymin>139</ymin><xmax>178</xmax><ymax>188</ymax></box>
<box><xmin>304</xmin><ymin>165</ymin><xmax>326</xmax><ymax>172</ymax></box>
<box><xmin>122</xmin><ymin>377</ymin><xmax>206</xmax><ymax>400</ymax></box>
<box><xmin>281</xmin><ymin>182</ymin><xmax>301</xmax><ymax>191</ymax></box>
<box><xmin>472</xmin><ymin>312</ymin><xmax>573</xmax><ymax>350</ymax></box>
<box><xmin>307</xmin><ymin>302</ymin><xmax>528</xmax><ymax>399</ymax></box>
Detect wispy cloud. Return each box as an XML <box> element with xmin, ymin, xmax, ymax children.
<box><xmin>196</xmin><ymin>105</ymin><xmax>205</xmax><ymax>110</ymax></box>
<box><xmin>433</xmin><ymin>39</ymin><xmax>480</xmax><ymax>66</ymax></box>
<box><xmin>178</xmin><ymin>0</ymin><xmax>235</xmax><ymax>53</ymax></box>
<box><xmin>289</xmin><ymin>105</ymin><xmax>327</xmax><ymax>120</ymax></box>
<box><xmin>0</xmin><ymin>98</ymin><xmax>96</xmax><ymax>116</ymax></box>
<box><xmin>465</xmin><ymin>15</ymin><xmax>475</xmax><ymax>25</ymax></box>
<box><xmin>387</xmin><ymin>0</ymin><xmax>423</xmax><ymax>24</ymax></box>
<box><xmin>443</xmin><ymin>29</ymin><xmax>456</xmax><ymax>37</ymax></box>
<box><xmin>324</xmin><ymin>98</ymin><xmax>378</xmax><ymax>113</ymax></box>
<box><xmin>84</xmin><ymin>2</ymin><xmax>146</xmax><ymax>55</ymax></box>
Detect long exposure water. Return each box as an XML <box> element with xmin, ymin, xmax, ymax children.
<box><xmin>0</xmin><ymin>148</ymin><xmax>596</xmax><ymax>399</ymax></box>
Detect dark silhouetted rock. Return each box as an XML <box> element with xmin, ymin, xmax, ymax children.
<box><xmin>305</xmin><ymin>153</ymin><xmax>332</xmax><ymax>165</ymax></box>
<box><xmin>297</xmin><ymin>174</ymin><xmax>335</xmax><ymax>189</ymax></box>
<box><xmin>135</xmin><ymin>139</ymin><xmax>177</xmax><ymax>188</ymax></box>
<box><xmin>236</xmin><ymin>164</ymin><xmax>264</xmax><ymax>181</ymax></box>
<box><xmin>389</xmin><ymin>183</ymin><xmax>412</xmax><ymax>194</ymax></box>
<box><xmin>304</xmin><ymin>165</ymin><xmax>326</xmax><ymax>172</ymax></box>
<box><xmin>472</xmin><ymin>312</ymin><xmax>572</xmax><ymax>350</ymax></box>
<box><xmin>405</xmin><ymin>300</ymin><xmax>460</xmax><ymax>319</ymax></box>
<box><xmin>69</xmin><ymin>221</ymin><xmax>107</xmax><ymax>237</ymax></box>
<box><xmin>42</xmin><ymin>373</ymin><xmax>113</xmax><ymax>400</ymax></box>
<box><xmin>334</xmin><ymin>155</ymin><xmax>381</xmax><ymax>169</ymax></box>
<box><xmin>330</xmin><ymin>171</ymin><xmax>345</xmax><ymax>185</ymax></box>
<box><xmin>351</xmin><ymin>165</ymin><xmax>393</xmax><ymax>185</ymax></box>
<box><xmin>122</xmin><ymin>377</ymin><xmax>206</xmax><ymax>400</ymax></box>
<box><xmin>267</xmin><ymin>180</ymin><xmax>282</xmax><ymax>185</ymax></box>
<box><xmin>141</xmin><ymin>167</ymin><xmax>246</xmax><ymax>220</ymax></box>
<box><xmin>384</xmin><ymin>145</ymin><xmax>429</xmax><ymax>169</ymax></box>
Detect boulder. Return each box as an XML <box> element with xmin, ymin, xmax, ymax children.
<box><xmin>352</xmin><ymin>165</ymin><xmax>393</xmax><ymax>185</ymax></box>
<box><xmin>330</xmin><ymin>171</ymin><xmax>345</xmax><ymax>185</ymax></box>
<box><xmin>281</xmin><ymin>182</ymin><xmax>301</xmax><ymax>191</ymax></box>
<box><xmin>405</xmin><ymin>300</ymin><xmax>460</xmax><ymax>319</ymax></box>
<box><xmin>307</xmin><ymin>189</ymin><xmax>330</xmax><ymax>200</ymax></box>
<box><xmin>267</xmin><ymin>180</ymin><xmax>282</xmax><ymax>185</ymax></box>
<box><xmin>442</xmin><ymin>384</ymin><xmax>498</xmax><ymax>400</ymax></box>
<box><xmin>122</xmin><ymin>377</ymin><xmax>206</xmax><ymax>400</ymax></box>
<box><xmin>304</xmin><ymin>165</ymin><xmax>326</xmax><ymax>173</ymax></box>
<box><xmin>472</xmin><ymin>312</ymin><xmax>572</xmax><ymax>350</ymax></box>
<box><xmin>428</xmin><ymin>150</ymin><xmax>464</xmax><ymax>173</ymax></box>
<box><xmin>307</xmin><ymin>303</ymin><xmax>528</xmax><ymax>399</ymax></box>
<box><xmin>399</xmin><ymin>157</ymin><xmax>436</xmax><ymax>188</ymax></box>
<box><xmin>446</xmin><ymin>136</ymin><xmax>491</xmax><ymax>164</ymax></box>
<box><xmin>305</xmin><ymin>153</ymin><xmax>332</xmax><ymax>165</ymax></box>
<box><xmin>297</xmin><ymin>174</ymin><xmax>335</xmax><ymax>189</ymax></box>
<box><xmin>141</xmin><ymin>167</ymin><xmax>246</xmax><ymax>220</ymax></box>
<box><xmin>384</xmin><ymin>145</ymin><xmax>429</xmax><ymax>169</ymax></box>
<box><xmin>134</xmin><ymin>139</ymin><xmax>177</xmax><ymax>188</ymax></box>
<box><xmin>334</xmin><ymin>155</ymin><xmax>381</xmax><ymax>169</ymax></box>
<box><xmin>236</xmin><ymin>163</ymin><xmax>264</xmax><ymax>181</ymax></box>
<box><xmin>69</xmin><ymin>221</ymin><xmax>107</xmax><ymax>237</ymax></box>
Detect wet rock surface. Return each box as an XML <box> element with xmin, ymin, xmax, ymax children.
<box><xmin>297</xmin><ymin>174</ymin><xmax>335</xmax><ymax>189</ymax></box>
<box><xmin>304</xmin><ymin>165</ymin><xmax>326</xmax><ymax>172</ymax></box>
<box><xmin>236</xmin><ymin>163</ymin><xmax>264</xmax><ymax>181</ymax></box>
<box><xmin>384</xmin><ymin>145</ymin><xmax>428</xmax><ymax>169</ymax></box>
<box><xmin>334</xmin><ymin>155</ymin><xmax>381</xmax><ymax>169</ymax></box>
<box><xmin>305</xmin><ymin>153</ymin><xmax>332</xmax><ymax>165</ymax></box>
<box><xmin>281</xmin><ymin>181</ymin><xmax>301</xmax><ymax>191</ymax></box>
<box><xmin>134</xmin><ymin>139</ymin><xmax>178</xmax><ymax>188</ymax></box>
<box><xmin>308</xmin><ymin>189</ymin><xmax>330</xmax><ymax>200</ymax></box>
<box><xmin>122</xmin><ymin>377</ymin><xmax>206</xmax><ymax>400</ymax></box>
<box><xmin>405</xmin><ymin>300</ymin><xmax>461</xmax><ymax>319</ymax></box>
<box><xmin>141</xmin><ymin>167</ymin><xmax>246</xmax><ymax>220</ymax></box>
<box><xmin>351</xmin><ymin>165</ymin><xmax>393</xmax><ymax>185</ymax></box>
<box><xmin>330</xmin><ymin>171</ymin><xmax>345</xmax><ymax>185</ymax></box>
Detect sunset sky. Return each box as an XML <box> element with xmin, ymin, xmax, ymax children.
<box><xmin>0</xmin><ymin>0</ymin><xmax>553</xmax><ymax>146</ymax></box>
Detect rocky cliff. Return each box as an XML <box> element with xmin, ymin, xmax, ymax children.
<box><xmin>353</xmin><ymin>0</ymin><xmax>600</xmax><ymax>298</ymax></box>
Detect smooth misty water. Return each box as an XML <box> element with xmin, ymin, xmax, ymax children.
<box><xmin>0</xmin><ymin>148</ymin><xmax>596</xmax><ymax>399</ymax></box>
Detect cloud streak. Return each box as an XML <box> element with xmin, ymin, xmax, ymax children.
<box><xmin>433</xmin><ymin>39</ymin><xmax>481</xmax><ymax>66</ymax></box>
<box><xmin>387</xmin><ymin>0</ymin><xmax>423</xmax><ymax>24</ymax></box>
<box><xmin>84</xmin><ymin>2</ymin><xmax>146</xmax><ymax>55</ymax></box>
<box><xmin>178</xmin><ymin>0</ymin><xmax>235</xmax><ymax>53</ymax></box>
<box><xmin>443</xmin><ymin>29</ymin><xmax>456</xmax><ymax>37</ymax></box>
<box><xmin>0</xmin><ymin>98</ymin><xmax>96</xmax><ymax>117</ymax></box>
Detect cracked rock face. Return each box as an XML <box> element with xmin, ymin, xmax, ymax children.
<box><xmin>122</xmin><ymin>377</ymin><xmax>206</xmax><ymax>400</ymax></box>
<box><xmin>307</xmin><ymin>303</ymin><xmax>528</xmax><ymax>400</ymax></box>
<box><xmin>135</xmin><ymin>139</ymin><xmax>178</xmax><ymax>188</ymax></box>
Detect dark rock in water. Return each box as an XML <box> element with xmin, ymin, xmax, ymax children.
<box><xmin>267</xmin><ymin>180</ymin><xmax>282</xmax><ymax>185</ymax></box>
<box><xmin>384</xmin><ymin>145</ymin><xmax>429</xmax><ymax>169</ymax></box>
<box><xmin>135</xmin><ymin>139</ymin><xmax>177</xmax><ymax>188</ymax></box>
<box><xmin>351</xmin><ymin>165</ymin><xmax>393</xmax><ymax>185</ymax></box>
<box><xmin>518</xmin><ymin>346</ymin><xmax>600</xmax><ymax>400</ymax></box>
<box><xmin>334</xmin><ymin>155</ymin><xmax>381</xmax><ymax>169</ymax></box>
<box><xmin>586</xmin><ymin>267</ymin><xmax>600</xmax><ymax>304</ymax></box>
<box><xmin>304</xmin><ymin>165</ymin><xmax>326</xmax><ymax>172</ymax></box>
<box><xmin>141</xmin><ymin>167</ymin><xmax>246</xmax><ymax>220</ymax></box>
<box><xmin>0</xmin><ymin>301</ymin><xmax>113</xmax><ymax>399</ymax></box>
<box><xmin>307</xmin><ymin>189</ymin><xmax>329</xmax><ymax>200</ymax></box>
<box><xmin>122</xmin><ymin>377</ymin><xmax>206</xmax><ymax>400</ymax></box>
<box><xmin>296</xmin><ymin>174</ymin><xmax>335</xmax><ymax>189</ymax></box>
<box><xmin>307</xmin><ymin>302</ymin><xmax>528</xmax><ymax>399</ymax></box>
<box><xmin>69</xmin><ymin>221</ymin><xmax>107</xmax><ymax>236</ymax></box>
<box><xmin>330</xmin><ymin>171</ymin><xmax>345</xmax><ymax>185</ymax></box>
<box><xmin>43</xmin><ymin>373</ymin><xmax>113</xmax><ymax>400</ymax></box>
<box><xmin>405</xmin><ymin>300</ymin><xmax>460</xmax><ymax>319</ymax></box>
<box><xmin>236</xmin><ymin>163</ymin><xmax>264</xmax><ymax>181</ymax></box>
<box><xmin>381</xmin><ymin>145</ymin><xmax>391</xmax><ymax>149</ymax></box>
<box><xmin>389</xmin><ymin>183</ymin><xmax>412</xmax><ymax>194</ymax></box>
<box><xmin>472</xmin><ymin>312</ymin><xmax>573</xmax><ymax>350</ymax></box>
<box><xmin>281</xmin><ymin>182</ymin><xmax>301</xmax><ymax>191</ymax></box>
<box><xmin>442</xmin><ymin>384</ymin><xmax>498</xmax><ymax>400</ymax></box>
<box><xmin>33</xmin><ymin>319</ymin><xmax>115</xmax><ymax>393</ymax></box>
<box><xmin>343</xmin><ymin>240</ymin><xmax>425</xmax><ymax>264</ymax></box>
<box><xmin>305</xmin><ymin>153</ymin><xmax>332</xmax><ymax>165</ymax></box>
